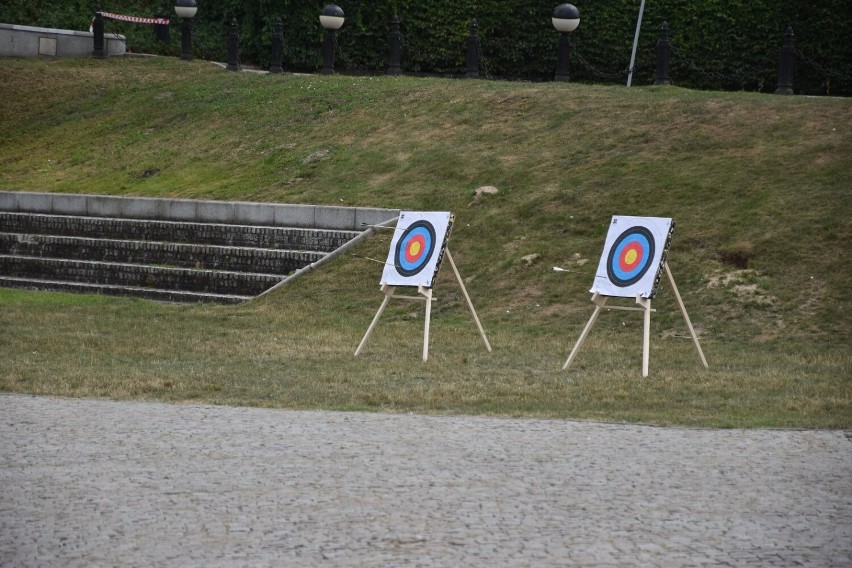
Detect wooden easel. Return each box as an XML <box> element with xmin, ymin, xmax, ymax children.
<box><xmin>355</xmin><ymin>249</ymin><xmax>491</xmax><ymax>362</ymax></box>
<box><xmin>563</xmin><ymin>263</ymin><xmax>708</xmax><ymax>376</ymax></box>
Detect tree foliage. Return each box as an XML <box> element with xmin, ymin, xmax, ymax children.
<box><xmin>2</xmin><ymin>0</ymin><xmax>850</xmax><ymax>95</ymax></box>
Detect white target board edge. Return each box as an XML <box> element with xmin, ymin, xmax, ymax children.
<box><xmin>381</xmin><ymin>211</ymin><xmax>454</xmax><ymax>288</ymax></box>
<box><xmin>590</xmin><ymin>215</ymin><xmax>674</xmax><ymax>299</ymax></box>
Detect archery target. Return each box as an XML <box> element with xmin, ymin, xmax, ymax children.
<box><xmin>591</xmin><ymin>216</ymin><xmax>674</xmax><ymax>299</ymax></box>
<box><xmin>381</xmin><ymin>211</ymin><xmax>453</xmax><ymax>288</ymax></box>
<box><xmin>607</xmin><ymin>226</ymin><xmax>655</xmax><ymax>287</ymax></box>
<box><xmin>395</xmin><ymin>221</ymin><xmax>436</xmax><ymax>277</ymax></box>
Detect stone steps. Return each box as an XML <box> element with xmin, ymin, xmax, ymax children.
<box><xmin>0</xmin><ymin>192</ymin><xmax>398</xmax><ymax>304</ymax></box>
<box><xmin>0</xmin><ymin>212</ymin><xmax>360</xmax><ymax>251</ymax></box>
<box><xmin>0</xmin><ymin>255</ymin><xmax>282</xmax><ymax>296</ymax></box>
<box><xmin>0</xmin><ymin>233</ymin><xmax>323</xmax><ymax>275</ymax></box>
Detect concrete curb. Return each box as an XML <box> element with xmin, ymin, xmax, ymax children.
<box><xmin>0</xmin><ymin>191</ymin><xmax>399</xmax><ymax>232</ymax></box>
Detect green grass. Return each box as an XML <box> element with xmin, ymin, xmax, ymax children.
<box><xmin>1</xmin><ymin>56</ymin><xmax>850</xmax><ymax>428</ymax></box>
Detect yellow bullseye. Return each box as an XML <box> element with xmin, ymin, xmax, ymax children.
<box><xmin>624</xmin><ymin>248</ymin><xmax>638</xmax><ymax>266</ymax></box>
<box><xmin>408</xmin><ymin>241</ymin><xmax>421</xmax><ymax>256</ymax></box>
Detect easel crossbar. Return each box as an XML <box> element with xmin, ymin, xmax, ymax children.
<box><xmin>562</xmin><ymin>263</ymin><xmax>707</xmax><ymax>376</ymax></box>
<box><xmin>604</xmin><ymin>306</ymin><xmax>656</xmax><ymax>313</ymax></box>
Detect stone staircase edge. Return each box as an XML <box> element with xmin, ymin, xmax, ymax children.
<box><xmin>0</xmin><ymin>276</ymin><xmax>251</xmax><ymax>304</ymax></box>
<box><xmin>0</xmin><ymin>191</ymin><xmax>400</xmax><ymax>232</ymax></box>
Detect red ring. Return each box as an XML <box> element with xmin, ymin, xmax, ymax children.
<box><xmin>618</xmin><ymin>241</ymin><xmax>645</xmax><ymax>272</ymax></box>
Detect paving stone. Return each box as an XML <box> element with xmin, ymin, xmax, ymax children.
<box><xmin>0</xmin><ymin>394</ymin><xmax>850</xmax><ymax>567</ymax></box>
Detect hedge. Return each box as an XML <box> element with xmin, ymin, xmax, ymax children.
<box><xmin>2</xmin><ymin>0</ymin><xmax>850</xmax><ymax>95</ymax></box>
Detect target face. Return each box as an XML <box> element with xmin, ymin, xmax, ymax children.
<box><xmin>382</xmin><ymin>211</ymin><xmax>454</xmax><ymax>288</ymax></box>
<box><xmin>606</xmin><ymin>226</ymin><xmax>655</xmax><ymax>287</ymax></box>
<box><xmin>591</xmin><ymin>216</ymin><xmax>674</xmax><ymax>299</ymax></box>
<box><xmin>395</xmin><ymin>221</ymin><xmax>436</xmax><ymax>277</ymax></box>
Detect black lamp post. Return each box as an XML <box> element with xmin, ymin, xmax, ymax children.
<box><xmin>320</xmin><ymin>4</ymin><xmax>344</xmax><ymax>75</ymax></box>
<box><xmin>552</xmin><ymin>4</ymin><xmax>580</xmax><ymax>82</ymax></box>
<box><xmin>175</xmin><ymin>0</ymin><xmax>197</xmax><ymax>61</ymax></box>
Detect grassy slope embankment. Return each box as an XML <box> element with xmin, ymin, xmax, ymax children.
<box><xmin>0</xmin><ymin>57</ymin><xmax>849</xmax><ymax>427</ymax></box>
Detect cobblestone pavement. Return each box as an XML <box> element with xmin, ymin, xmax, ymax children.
<box><xmin>1</xmin><ymin>394</ymin><xmax>850</xmax><ymax>567</ymax></box>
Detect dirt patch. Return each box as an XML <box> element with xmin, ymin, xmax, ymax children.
<box><xmin>707</xmin><ymin>269</ymin><xmax>777</xmax><ymax>306</ymax></box>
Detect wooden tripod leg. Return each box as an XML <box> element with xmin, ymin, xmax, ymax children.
<box><xmin>665</xmin><ymin>263</ymin><xmax>709</xmax><ymax>369</ymax></box>
<box><xmin>445</xmin><ymin>249</ymin><xmax>492</xmax><ymax>352</ymax></box>
<box><xmin>563</xmin><ymin>294</ymin><xmax>607</xmax><ymax>370</ymax></box>
<box><xmin>636</xmin><ymin>295</ymin><xmax>652</xmax><ymax>377</ymax></box>
<box><xmin>355</xmin><ymin>285</ymin><xmax>394</xmax><ymax>357</ymax></box>
<box><xmin>419</xmin><ymin>285</ymin><xmax>433</xmax><ymax>362</ymax></box>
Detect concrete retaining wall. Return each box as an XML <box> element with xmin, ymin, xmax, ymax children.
<box><xmin>0</xmin><ymin>191</ymin><xmax>399</xmax><ymax>231</ymax></box>
<box><xmin>0</xmin><ymin>23</ymin><xmax>126</xmax><ymax>58</ymax></box>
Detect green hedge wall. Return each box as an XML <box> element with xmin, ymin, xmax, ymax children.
<box><xmin>2</xmin><ymin>0</ymin><xmax>850</xmax><ymax>95</ymax></box>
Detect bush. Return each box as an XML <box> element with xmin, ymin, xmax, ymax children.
<box><xmin>2</xmin><ymin>0</ymin><xmax>850</xmax><ymax>95</ymax></box>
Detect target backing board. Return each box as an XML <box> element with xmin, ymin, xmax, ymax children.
<box><xmin>590</xmin><ymin>216</ymin><xmax>674</xmax><ymax>299</ymax></box>
<box><xmin>381</xmin><ymin>211</ymin><xmax>454</xmax><ymax>288</ymax></box>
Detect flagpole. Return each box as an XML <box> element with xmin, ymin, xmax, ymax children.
<box><xmin>626</xmin><ymin>0</ymin><xmax>646</xmax><ymax>87</ymax></box>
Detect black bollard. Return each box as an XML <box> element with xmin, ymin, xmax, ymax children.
<box><xmin>388</xmin><ymin>15</ymin><xmax>402</xmax><ymax>76</ymax></box>
<box><xmin>269</xmin><ymin>17</ymin><xmax>284</xmax><ymax>74</ymax></box>
<box><xmin>775</xmin><ymin>27</ymin><xmax>794</xmax><ymax>95</ymax></box>
<box><xmin>154</xmin><ymin>14</ymin><xmax>170</xmax><ymax>42</ymax></box>
<box><xmin>226</xmin><ymin>19</ymin><xmax>240</xmax><ymax>71</ymax></box>
<box><xmin>465</xmin><ymin>19</ymin><xmax>480</xmax><ymax>79</ymax></box>
<box><xmin>180</xmin><ymin>17</ymin><xmax>193</xmax><ymax>60</ymax></box>
<box><xmin>92</xmin><ymin>12</ymin><xmax>106</xmax><ymax>58</ymax></box>
<box><xmin>654</xmin><ymin>22</ymin><xmax>671</xmax><ymax>86</ymax></box>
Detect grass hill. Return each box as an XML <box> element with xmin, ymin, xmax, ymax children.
<box><xmin>1</xmin><ymin>56</ymin><xmax>850</xmax><ymax>428</ymax></box>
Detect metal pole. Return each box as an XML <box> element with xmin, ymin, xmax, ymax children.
<box><xmin>555</xmin><ymin>32</ymin><xmax>571</xmax><ymax>81</ymax></box>
<box><xmin>180</xmin><ymin>18</ymin><xmax>193</xmax><ymax>60</ymax></box>
<box><xmin>626</xmin><ymin>0</ymin><xmax>645</xmax><ymax>87</ymax></box>
<box><xmin>321</xmin><ymin>29</ymin><xmax>336</xmax><ymax>75</ymax></box>
<box><xmin>255</xmin><ymin>216</ymin><xmax>399</xmax><ymax>301</ymax></box>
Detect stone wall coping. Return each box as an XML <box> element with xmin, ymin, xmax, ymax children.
<box><xmin>0</xmin><ymin>191</ymin><xmax>399</xmax><ymax>232</ymax></box>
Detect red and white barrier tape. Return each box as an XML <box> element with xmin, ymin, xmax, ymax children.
<box><xmin>96</xmin><ymin>12</ymin><xmax>170</xmax><ymax>25</ymax></box>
